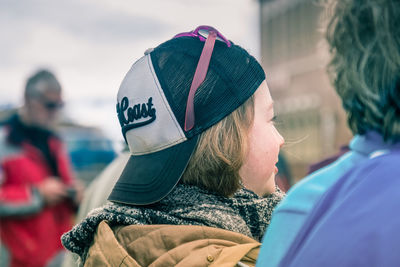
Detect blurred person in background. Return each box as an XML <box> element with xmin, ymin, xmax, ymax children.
<box><xmin>257</xmin><ymin>0</ymin><xmax>400</xmax><ymax>266</ymax></box>
<box><xmin>61</xmin><ymin>150</ymin><xmax>129</xmax><ymax>267</ymax></box>
<box><xmin>0</xmin><ymin>69</ymin><xmax>83</xmax><ymax>267</ymax></box>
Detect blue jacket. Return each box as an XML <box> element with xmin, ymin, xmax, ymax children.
<box><xmin>279</xmin><ymin>149</ymin><xmax>400</xmax><ymax>266</ymax></box>
<box><xmin>257</xmin><ymin>132</ymin><xmax>400</xmax><ymax>266</ymax></box>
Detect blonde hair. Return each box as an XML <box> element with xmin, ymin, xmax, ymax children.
<box><xmin>181</xmin><ymin>95</ymin><xmax>254</xmax><ymax>197</ymax></box>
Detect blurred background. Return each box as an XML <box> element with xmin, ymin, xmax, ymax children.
<box><xmin>0</xmin><ymin>0</ymin><xmax>352</xmax><ymax>187</ymax></box>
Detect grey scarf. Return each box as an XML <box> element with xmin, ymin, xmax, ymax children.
<box><xmin>62</xmin><ymin>184</ymin><xmax>284</xmax><ymax>258</ymax></box>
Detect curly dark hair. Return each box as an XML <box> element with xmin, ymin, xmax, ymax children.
<box><xmin>325</xmin><ymin>0</ymin><xmax>400</xmax><ymax>142</ymax></box>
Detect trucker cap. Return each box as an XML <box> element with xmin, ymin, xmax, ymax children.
<box><xmin>108</xmin><ymin>26</ymin><xmax>265</xmax><ymax>205</ymax></box>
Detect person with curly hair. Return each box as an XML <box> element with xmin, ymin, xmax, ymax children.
<box><xmin>257</xmin><ymin>0</ymin><xmax>400</xmax><ymax>266</ymax></box>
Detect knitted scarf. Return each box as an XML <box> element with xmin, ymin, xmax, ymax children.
<box><xmin>62</xmin><ymin>184</ymin><xmax>284</xmax><ymax>259</ymax></box>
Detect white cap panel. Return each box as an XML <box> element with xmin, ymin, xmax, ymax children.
<box><xmin>117</xmin><ymin>55</ymin><xmax>186</xmax><ymax>155</ymax></box>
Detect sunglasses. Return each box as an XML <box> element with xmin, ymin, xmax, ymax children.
<box><xmin>42</xmin><ymin>100</ymin><xmax>64</xmax><ymax>110</ymax></box>
<box><xmin>174</xmin><ymin>25</ymin><xmax>231</xmax><ymax>46</ymax></box>
<box><xmin>173</xmin><ymin>25</ymin><xmax>231</xmax><ymax>131</ymax></box>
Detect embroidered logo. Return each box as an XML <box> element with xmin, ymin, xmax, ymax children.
<box><xmin>117</xmin><ymin>96</ymin><xmax>156</xmax><ymax>136</ymax></box>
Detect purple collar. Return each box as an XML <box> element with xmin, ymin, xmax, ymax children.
<box><xmin>350</xmin><ymin>131</ymin><xmax>400</xmax><ymax>156</ymax></box>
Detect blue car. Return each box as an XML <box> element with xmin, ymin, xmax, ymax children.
<box><xmin>60</xmin><ymin>125</ymin><xmax>117</xmax><ymax>185</ymax></box>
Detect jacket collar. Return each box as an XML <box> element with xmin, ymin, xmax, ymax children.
<box><xmin>85</xmin><ymin>221</ymin><xmax>260</xmax><ymax>267</ymax></box>
<box><xmin>350</xmin><ymin>131</ymin><xmax>400</xmax><ymax>157</ymax></box>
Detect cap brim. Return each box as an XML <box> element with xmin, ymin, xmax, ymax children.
<box><xmin>108</xmin><ymin>135</ymin><xmax>199</xmax><ymax>205</ymax></box>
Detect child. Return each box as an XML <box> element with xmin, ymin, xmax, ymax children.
<box><xmin>62</xmin><ymin>25</ymin><xmax>284</xmax><ymax>266</ymax></box>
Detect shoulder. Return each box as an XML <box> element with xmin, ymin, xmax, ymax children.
<box><xmin>0</xmin><ymin>126</ymin><xmax>22</xmax><ymax>161</ymax></box>
<box><xmin>337</xmin><ymin>150</ymin><xmax>400</xmax><ymax>194</ymax></box>
<box><xmin>275</xmin><ymin>150</ymin><xmax>365</xmax><ymax>214</ymax></box>
<box><xmin>283</xmin><ymin>151</ymin><xmax>400</xmax><ymax>266</ymax></box>
<box><xmin>290</xmin><ymin>150</ymin><xmax>400</xmax><ymax>236</ymax></box>
<box><xmin>0</xmin><ymin>125</ymin><xmax>23</xmax><ymax>184</ymax></box>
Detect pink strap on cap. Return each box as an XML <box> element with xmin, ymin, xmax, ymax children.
<box><xmin>184</xmin><ymin>31</ymin><xmax>217</xmax><ymax>131</ymax></box>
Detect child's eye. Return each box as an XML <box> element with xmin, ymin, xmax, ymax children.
<box><xmin>270</xmin><ymin>115</ymin><xmax>282</xmax><ymax>126</ymax></box>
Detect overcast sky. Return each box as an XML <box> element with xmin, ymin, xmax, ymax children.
<box><xmin>0</xmin><ymin>0</ymin><xmax>259</xmax><ymax>143</ymax></box>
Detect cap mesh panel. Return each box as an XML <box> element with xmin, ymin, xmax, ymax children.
<box><xmin>151</xmin><ymin>37</ymin><xmax>265</xmax><ymax>138</ymax></box>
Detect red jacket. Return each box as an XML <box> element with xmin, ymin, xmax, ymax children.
<box><xmin>0</xmin><ymin>116</ymin><xmax>76</xmax><ymax>267</ymax></box>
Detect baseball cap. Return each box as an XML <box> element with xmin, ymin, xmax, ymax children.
<box><xmin>108</xmin><ymin>26</ymin><xmax>265</xmax><ymax>205</ymax></box>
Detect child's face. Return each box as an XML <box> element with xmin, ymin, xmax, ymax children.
<box><xmin>239</xmin><ymin>81</ymin><xmax>284</xmax><ymax>196</ymax></box>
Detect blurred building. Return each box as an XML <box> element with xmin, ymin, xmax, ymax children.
<box><xmin>259</xmin><ymin>0</ymin><xmax>352</xmax><ymax>182</ymax></box>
